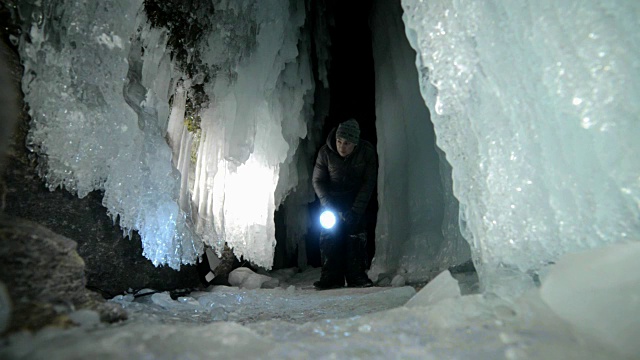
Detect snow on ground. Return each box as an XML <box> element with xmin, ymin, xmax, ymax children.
<box><xmin>0</xmin><ymin>263</ymin><xmax>631</xmax><ymax>360</ymax></box>
<box><xmin>112</xmin><ymin>268</ymin><xmax>417</xmax><ymax>326</ymax></box>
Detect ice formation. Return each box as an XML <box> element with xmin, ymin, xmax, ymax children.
<box><xmin>16</xmin><ymin>0</ymin><xmax>204</xmax><ymax>269</ymax></box>
<box><xmin>401</xmin><ymin>0</ymin><xmax>640</xmax><ymax>292</ymax></box>
<box><xmin>15</xmin><ymin>0</ymin><xmax>639</xmax><ymax>292</ymax></box>
<box><xmin>184</xmin><ymin>0</ymin><xmax>316</xmax><ymax>268</ymax></box>
<box><xmin>16</xmin><ymin>0</ymin><xmax>319</xmax><ymax>269</ymax></box>
<box><xmin>6</xmin><ymin>0</ymin><xmax>640</xmax><ymax>357</ymax></box>
<box><xmin>369</xmin><ymin>0</ymin><xmax>471</xmax><ymax>283</ymax></box>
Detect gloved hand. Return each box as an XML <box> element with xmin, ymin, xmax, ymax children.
<box><xmin>341</xmin><ymin>210</ymin><xmax>361</xmax><ymax>235</ymax></box>
<box><xmin>342</xmin><ymin>210</ymin><xmax>360</xmax><ymax>227</ymax></box>
<box><xmin>322</xmin><ymin>199</ymin><xmax>336</xmax><ymax>211</ymax></box>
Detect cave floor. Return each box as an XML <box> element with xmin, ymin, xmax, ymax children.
<box><xmin>113</xmin><ymin>267</ymin><xmax>419</xmax><ymax>326</ymax></box>
<box><xmin>0</xmin><ymin>268</ymin><xmax>619</xmax><ymax>360</ymax></box>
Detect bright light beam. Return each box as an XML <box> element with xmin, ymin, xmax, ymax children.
<box><xmin>320</xmin><ymin>210</ymin><xmax>337</xmax><ymax>229</ymax></box>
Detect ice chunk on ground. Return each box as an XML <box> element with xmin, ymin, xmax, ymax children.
<box><xmin>405</xmin><ymin>270</ymin><xmax>460</xmax><ymax>308</ymax></box>
<box><xmin>2</xmin><ymin>322</ymin><xmax>274</xmax><ymax>359</ymax></box>
<box><xmin>424</xmin><ymin>294</ymin><xmax>495</xmax><ymax>329</ymax></box>
<box><xmin>390</xmin><ymin>275</ymin><xmax>405</xmax><ymax>287</ymax></box>
<box><xmin>539</xmin><ymin>242</ymin><xmax>640</xmax><ymax>358</ymax></box>
<box><xmin>229</xmin><ymin>267</ymin><xmax>278</xmax><ymax>290</ymax></box>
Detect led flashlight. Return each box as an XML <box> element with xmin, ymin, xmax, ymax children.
<box><xmin>319</xmin><ymin>210</ymin><xmax>337</xmax><ymax>229</ymax></box>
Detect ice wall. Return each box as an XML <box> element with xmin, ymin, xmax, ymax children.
<box><xmin>17</xmin><ymin>0</ymin><xmax>202</xmax><ymax>269</ymax></box>
<box><xmin>180</xmin><ymin>0</ymin><xmax>315</xmax><ymax>269</ymax></box>
<box><xmin>369</xmin><ymin>0</ymin><xmax>470</xmax><ymax>283</ymax></box>
<box><xmin>17</xmin><ymin>0</ymin><xmax>317</xmax><ymax>270</ymax></box>
<box><xmin>401</xmin><ymin>0</ymin><xmax>640</xmax><ymax>292</ymax></box>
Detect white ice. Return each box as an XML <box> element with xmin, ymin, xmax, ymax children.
<box><xmin>401</xmin><ymin>0</ymin><xmax>640</xmax><ymax>294</ymax></box>
<box><xmin>16</xmin><ymin>0</ymin><xmax>319</xmax><ymax>270</ymax></box>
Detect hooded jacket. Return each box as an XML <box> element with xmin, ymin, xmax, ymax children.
<box><xmin>312</xmin><ymin>127</ymin><xmax>377</xmax><ymax>216</ymax></box>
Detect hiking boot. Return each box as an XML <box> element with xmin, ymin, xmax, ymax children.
<box><xmin>347</xmin><ymin>276</ymin><xmax>373</xmax><ymax>288</ymax></box>
<box><xmin>313</xmin><ymin>278</ymin><xmax>344</xmax><ymax>290</ymax></box>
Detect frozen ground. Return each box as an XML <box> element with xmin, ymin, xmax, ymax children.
<box><xmin>0</xmin><ymin>265</ymin><xmax>631</xmax><ymax>360</ymax></box>
<box><xmin>110</xmin><ymin>268</ymin><xmax>418</xmax><ymax>326</ymax></box>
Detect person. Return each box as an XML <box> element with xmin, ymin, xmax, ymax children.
<box><xmin>312</xmin><ymin>118</ymin><xmax>377</xmax><ymax>289</ymax></box>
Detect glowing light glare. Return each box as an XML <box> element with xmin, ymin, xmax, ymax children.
<box><xmin>224</xmin><ymin>158</ymin><xmax>275</xmax><ymax>225</ymax></box>
<box><xmin>320</xmin><ymin>210</ymin><xmax>337</xmax><ymax>229</ymax></box>
<box><xmin>208</xmin><ymin>156</ymin><xmax>279</xmax><ymax>268</ymax></box>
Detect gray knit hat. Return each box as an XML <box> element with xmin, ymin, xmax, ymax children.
<box><xmin>336</xmin><ymin>119</ymin><xmax>360</xmax><ymax>144</ymax></box>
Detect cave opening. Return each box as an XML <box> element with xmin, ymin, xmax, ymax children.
<box><xmin>273</xmin><ymin>1</ymin><xmax>379</xmax><ymax>270</ymax></box>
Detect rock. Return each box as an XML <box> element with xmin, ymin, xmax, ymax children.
<box><xmin>95</xmin><ymin>301</ymin><xmax>128</xmax><ymax>324</ymax></box>
<box><xmin>68</xmin><ymin>309</ymin><xmax>101</xmax><ymax>328</ymax></box>
<box><xmin>228</xmin><ymin>267</ymin><xmax>254</xmax><ymax>286</ymax></box>
<box><xmin>228</xmin><ymin>267</ymin><xmax>277</xmax><ymax>289</ymax></box>
<box><xmin>262</xmin><ymin>278</ymin><xmax>280</xmax><ymax>289</ymax></box>
<box><xmin>391</xmin><ymin>275</ymin><xmax>406</xmax><ymax>287</ymax></box>
<box><xmin>377</xmin><ymin>276</ymin><xmax>392</xmax><ymax>287</ymax></box>
<box><xmin>199</xmin><ymin>245</ymin><xmax>238</xmax><ymax>286</ymax></box>
<box><xmin>0</xmin><ymin>214</ymin><xmax>87</xmax><ymax>331</ymax></box>
<box><xmin>0</xmin><ymin>215</ymin><xmax>126</xmax><ymax>333</ymax></box>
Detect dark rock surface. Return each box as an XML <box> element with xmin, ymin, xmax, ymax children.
<box><xmin>1</xmin><ymin>158</ymin><xmax>201</xmax><ymax>297</ymax></box>
<box><xmin>0</xmin><ymin>215</ymin><xmax>127</xmax><ymax>333</ymax></box>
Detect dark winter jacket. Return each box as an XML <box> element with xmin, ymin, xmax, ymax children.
<box><xmin>312</xmin><ymin>127</ymin><xmax>377</xmax><ymax>216</ymax></box>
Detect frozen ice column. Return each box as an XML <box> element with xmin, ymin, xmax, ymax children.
<box><xmin>401</xmin><ymin>0</ymin><xmax>640</xmax><ymax>292</ymax></box>
<box><xmin>18</xmin><ymin>0</ymin><xmax>201</xmax><ymax>269</ymax></box>
<box><xmin>190</xmin><ymin>0</ymin><xmax>314</xmax><ymax>269</ymax></box>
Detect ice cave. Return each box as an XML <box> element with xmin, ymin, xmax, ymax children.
<box><xmin>0</xmin><ymin>0</ymin><xmax>639</xmax><ymax>359</ymax></box>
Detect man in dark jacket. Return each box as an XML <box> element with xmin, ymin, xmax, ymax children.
<box><xmin>312</xmin><ymin>118</ymin><xmax>377</xmax><ymax>289</ymax></box>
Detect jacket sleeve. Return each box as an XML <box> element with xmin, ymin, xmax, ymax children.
<box><xmin>312</xmin><ymin>148</ymin><xmax>332</xmax><ymax>207</ymax></box>
<box><xmin>351</xmin><ymin>147</ymin><xmax>377</xmax><ymax>215</ymax></box>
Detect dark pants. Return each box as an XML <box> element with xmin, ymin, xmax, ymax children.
<box><xmin>319</xmin><ymin>222</ymin><xmax>369</xmax><ymax>285</ymax></box>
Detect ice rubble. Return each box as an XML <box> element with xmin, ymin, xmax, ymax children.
<box><xmin>2</xmin><ymin>244</ymin><xmax>637</xmax><ymax>359</ymax></box>
<box><xmin>401</xmin><ymin>0</ymin><xmax>640</xmax><ymax>291</ymax></box>
<box><xmin>16</xmin><ymin>0</ymin><xmax>319</xmax><ymax>269</ymax></box>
